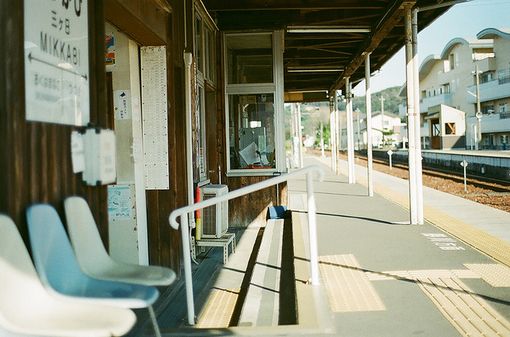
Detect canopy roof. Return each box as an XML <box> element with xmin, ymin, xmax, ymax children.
<box><xmin>203</xmin><ymin>0</ymin><xmax>452</xmax><ymax>100</ymax></box>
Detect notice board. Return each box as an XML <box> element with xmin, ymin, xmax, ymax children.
<box><xmin>141</xmin><ymin>46</ymin><xmax>169</xmax><ymax>190</ymax></box>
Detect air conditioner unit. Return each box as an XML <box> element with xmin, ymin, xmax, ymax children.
<box><xmin>201</xmin><ymin>184</ymin><xmax>229</xmax><ymax>238</ymax></box>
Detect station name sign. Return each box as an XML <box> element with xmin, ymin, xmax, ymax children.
<box><xmin>24</xmin><ymin>0</ymin><xmax>89</xmax><ymax>126</ymax></box>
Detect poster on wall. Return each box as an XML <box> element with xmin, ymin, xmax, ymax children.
<box><xmin>105</xmin><ymin>33</ymin><xmax>116</xmax><ymax>66</ymax></box>
<box><xmin>24</xmin><ymin>0</ymin><xmax>90</xmax><ymax>126</ymax></box>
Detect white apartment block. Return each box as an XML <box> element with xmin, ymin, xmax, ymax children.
<box><xmin>399</xmin><ymin>28</ymin><xmax>510</xmax><ymax>150</ymax></box>
<box><xmin>466</xmin><ymin>28</ymin><xmax>510</xmax><ymax>150</ymax></box>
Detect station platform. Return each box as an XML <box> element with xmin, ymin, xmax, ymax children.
<box><xmin>287</xmin><ymin>155</ymin><xmax>510</xmax><ymax>336</ymax></box>
<box><xmin>140</xmin><ymin>154</ymin><xmax>510</xmax><ymax>337</ymax></box>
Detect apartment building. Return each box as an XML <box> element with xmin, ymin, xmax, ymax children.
<box><xmin>400</xmin><ymin>28</ymin><xmax>510</xmax><ymax>150</ymax></box>
<box><xmin>466</xmin><ymin>28</ymin><xmax>510</xmax><ymax>150</ymax></box>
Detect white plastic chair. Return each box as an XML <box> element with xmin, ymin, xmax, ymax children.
<box><xmin>0</xmin><ymin>214</ymin><xmax>136</xmax><ymax>337</ymax></box>
<box><xmin>64</xmin><ymin>196</ymin><xmax>177</xmax><ymax>337</ymax></box>
<box><xmin>63</xmin><ymin>196</ymin><xmax>176</xmax><ymax>287</ymax></box>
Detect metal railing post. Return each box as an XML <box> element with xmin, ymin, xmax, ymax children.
<box><xmin>180</xmin><ymin>212</ymin><xmax>195</xmax><ymax>325</ymax></box>
<box><xmin>306</xmin><ymin>171</ymin><xmax>320</xmax><ymax>285</ymax></box>
<box><xmin>169</xmin><ymin>165</ymin><xmax>324</xmax><ymax>324</ymax></box>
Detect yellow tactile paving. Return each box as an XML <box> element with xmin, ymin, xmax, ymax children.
<box><xmin>196</xmin><ymin>287</ymin><xmax>239</xmax><ymax>328</ymax></box>
<box><xmin>465</xmin><ymin>264</ymin><xmax>510</xmax><ymax>287</ymax></box>
<box><xmin>367</xmin><ymin>269</ymin><xmax>480</xmax><ymax>281</ymax></box>
<box><xmin>319</xmin><ymin>254</ymin><xmax>385</xmax><ymax>312</ymax></box>
<box><xmin>418</xmin><ymin>277</ymin><xmax>510</xmax><ymax>337</ymax></box>
<box><xmin>374</xmin><ymin>184</ymin><xmax>510</xmax><ymax>269</ymax></box>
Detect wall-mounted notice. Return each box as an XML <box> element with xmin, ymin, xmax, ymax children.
<box><xmin>141</xmin><ymin>46</ymin><xmax>169</xmax><ymax>190</ymax></box>
<box><xmin>114</xmin><ymin>90</ymin><xmax>131</xmax><ymax>120</ymax></box>
<box><xmin>108</xmin><ymin>185</ymin><xmax>134</xmax><ymax>220</ymax></box>
<box><xmin>24</xmin><ymin>0</ymin><xmax>89</xmax><ymax>126</ymax></box>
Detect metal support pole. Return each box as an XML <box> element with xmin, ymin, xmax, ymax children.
<box><xmin>306</xmin><ymin>171</ymin><xmax>320</xmax><ymax>285</ymax></box>
<box><xmin>184</xmin><ymin>53</ymin><xmax>196</xmax><ymax>229</ymax></box>
<box><xmin>412</xmin><ymin>8</ymin><xmax>424</xmax><ymax>224</ymax></box>
<box><xmin>180</xmin><ymin>213</ymin><xmax>195</xmax><ymax>325</ymax></box>
<box><xmin>320</xmin><ymin>121</ymin><xmax>325</xmax><ymax>157</ymax></box>
<box><xmin>346</xmin><ymin>78</ymin><xmax>356</xmax><ymax>184</ymax></box>
<box><xmin>405</xmin><ymin>6</ymin><xmax>418</xmax><ymax>225</ymax></box>
<box><xmin>297</xmin><ymin>103</ymin><xmax>304</xmax><ymax>168</ymax></box>
<box><xmin>475</xmin><ymin>63</ymin><xmax>482</xmax><ymax>150</ymax></box>
<box><xmin>365</xmin><ymin>53</ymin><xmax>374</xmax><ymax>197</ymax></box>
<box><xmin>329</xmin><ymin>97</ymin><xmax>337</xmax><ymax>172</ymax></box>
<box><xmin>336</xmin><ymin>92</ymin><xmax>342</xmax><ymax>174</ymax></box>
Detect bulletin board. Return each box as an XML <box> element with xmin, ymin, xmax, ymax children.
<box><xmin>141</xmin><ymin>46</ymin><xmax>169</xmax><ymax>190</ymax></box>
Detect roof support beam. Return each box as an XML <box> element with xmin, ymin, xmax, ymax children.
<box><xmin>204</xmin><ymin>0</ymin><xmax>387</xmax><ymax>11</ymax></box>
<box><xmin>330</xmin><ymin>0</ymin><xmax>416</xmax><ymax>94</ymax></box>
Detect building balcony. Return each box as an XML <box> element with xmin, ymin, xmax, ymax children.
<box><xmin>420</xmin><ymin>93</ymin><xmax>453</xmax><ymax>113</ymax></box>
<box><xmin>474</xmin><ymin>57</ymin><xmax>496</xmax><ymax>73</ymax></box>
<box><xmin>467</xmin><ymin>113</ymin><xmax>510</xmax><ymax>133</ymax></box>
<box><xmin>467</xmin><ymin>76</ymin><xmax>510</xmax><ymax>104</ymax></box>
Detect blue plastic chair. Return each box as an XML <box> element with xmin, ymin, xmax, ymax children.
<box><xmin>26</xmin><ymin>204</ymin><xmax>162</xmax><ymax>335</ymax></box>
<box><xmin>0</xmin><ymin>214</ymin><xmax>136</xmax><ymax>337</ymax></box>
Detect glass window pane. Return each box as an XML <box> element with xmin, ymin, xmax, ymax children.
<box><xmin>195</xmin><ymin>16</ymin><xmax>203</xmax><ymax>73</ymax></box>
<box><xmin>206</xmin><ymin>28</ymin><xmax>216</xmax><ymax>83</ymax></box>
<box><xmin>226</xmin><ymin>34</ymin><xmax>273</xmax><ymax>84</ymax></box>
<box><xmin>229</xmin><ymin>94</ymin><xmax>276</xmax><ymax>170</ymax></box>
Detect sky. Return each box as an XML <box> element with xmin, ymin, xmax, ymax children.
<box><xmin>352</xmin><ymin>0</ymin><xmax>510</xmax><ymax>96</ymax></box>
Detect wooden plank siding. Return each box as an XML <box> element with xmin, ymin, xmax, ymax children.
<box><xmin>0</xmin><ymin>0</ymin><xmax>109</xmax><ymax>246</ymax></box>
<box><xmin>1</xmin><ymin>0</ymin><xmax>286</xmax><ymax>279</ymax></box>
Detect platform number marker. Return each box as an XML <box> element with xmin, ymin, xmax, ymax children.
<box><xmin>387</xmin><ymin>150</ymin><xmax>393</xmax><ymax>170</ymax></box>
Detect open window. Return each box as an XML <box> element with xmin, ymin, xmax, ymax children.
<box><xmin>224</xmin><ymin>31</ymin><xmax>285</xmax><ymax>176</ymax></box>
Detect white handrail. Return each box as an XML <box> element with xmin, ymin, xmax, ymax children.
<box><xmin>169</xmin><ymin>165</ymin><xmax>324</xmax><ymax>326</ymax></box>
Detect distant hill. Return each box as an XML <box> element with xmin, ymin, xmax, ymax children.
<box><xmin>338</xmin><ymin>86</ymin><xmax>403</xmax><ymax>117</ymax></box>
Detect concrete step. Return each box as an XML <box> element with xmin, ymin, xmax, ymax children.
<box><xmin>238</xmin><ymin>219</ymin><xmax>284</xmax><ymax>327</ymax></box>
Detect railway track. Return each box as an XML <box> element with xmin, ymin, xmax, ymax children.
<box><xmin>356</xmin><ymin>155</ymin><xmax>510</xmax><ymax>193</ymax></box>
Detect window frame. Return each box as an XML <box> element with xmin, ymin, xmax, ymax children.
<box><xmin>224</xmin><ymin>31</ymin><xmax>285</xmax><ymax>176</ymax></box>
<box><xmin>193</xmin><ymin>2</ymin><xmax>218</xmax><ymax>183</ymax></box>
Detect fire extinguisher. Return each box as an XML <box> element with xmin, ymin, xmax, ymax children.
<box><xmin>195</xmin><ymin>186</ymin><xmax>202</xmax><ymax>241</ymax></box>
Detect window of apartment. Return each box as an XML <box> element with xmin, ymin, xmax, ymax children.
<box><xmin>499</xmin><ymin>103</ymin><xmax>508</xmax><ymax>113</ymax></box>
<box><xmin>481</xmin><ymin>71</ymin><xmax>494</xmax><ymax>84</ymax></box>
<box><xmin>442</xmin><ymin>83</ymin><xmax>450</xmax><ymax>94</ymax></box>
<box><xmin>501</xmin><ymin>135</ymin><xmax>508</xmax><ymax>144</ymax></box>
<box><xmin>225</xmin><ymin>32</ymin><xmax>284</xmax><ymax>175</ymax></box>
<box><xmin>421</xmin><ymin>90</ymin><xmax>427</xmax><ymax>100</ymax></box>
<box><xmin>445</xmin><ymin>122</ymin><xmax>456</xmax><ymax>135</ymax></box>
<box><xmin>448</xmin><ymin>53</ymin><xmax>455</xmax><ymax>71</ymax></box>
<box><xmin>482</xmin><ymin>104</ymin><xmax>495</xmax><ymax>114</ymax></box>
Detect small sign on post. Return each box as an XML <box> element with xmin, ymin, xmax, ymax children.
<box><xmin>460</xmin><ymin>160</ymin><xmax>468</xmax><ymax>193</ymax></box>
<box><xmin>387</xmin><ymin>149</ymin><xmax>394</xmax><ymax>170</ymax></box>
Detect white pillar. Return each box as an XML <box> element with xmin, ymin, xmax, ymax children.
<box><xmin>335</xmin><ymin>92</ymin><xmax>341</xmax><ymax>174</ymax></box>
<box><xmin>330</xmin><ymin>97</ymin><xmax>337</xmax><ymax>172</ymax></box>
<box><xmin>405</xmin><ymin>6</ymin><xmax>418</xmax><ymax>225</ymax></box>
<box><xmin>365</xmin><ymin>53</ymin><xmax>374</xmax><ymax>197</ymax></box>
<box><xmin>346</xmin><ymin>78</ymin><xmax>356</xmax><ymax>184</ymax></box>
<box><xmin>297</xmin><ymin>103</ymin><xmax>304</xmax><ymax>168</ymax></box>
<box><xmin>412</xmin><ymin>8</ymin><xmax>424</xmax><ymax>224</ymax></box>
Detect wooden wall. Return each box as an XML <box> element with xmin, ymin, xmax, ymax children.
<box><xmin>0</xmin><ymin>0</ymin><xmax>109</xmax><ymax>246</ymax></box>
<box><xmin>105</xmin><ymin>0</ymin><xmax>189</xmax><ymax>272</ymax></box>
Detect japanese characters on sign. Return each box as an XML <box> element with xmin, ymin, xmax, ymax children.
<box><xmin>24</xmin><ymin>0</ymin><xmax>89</xmax><ymax>126</ymax></box>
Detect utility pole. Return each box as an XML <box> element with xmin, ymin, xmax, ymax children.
<box><xmin>475</xmin><ymin>63</ymin><xmax>482</xmax><ymax>150</ymax></box>
<box><xmin>380</xmin><ymin>95</ymin><xmax>385</xmax><ymax>145</ymax></box>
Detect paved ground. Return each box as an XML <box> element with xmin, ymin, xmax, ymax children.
<box><xmin>142</xmin><ymin>154</ymin><xmax>510</xmax><ymax>337</ymax></box>
<box><xmin>287</xmin><ymin>156</ymin><xmax>510</xmax><ymax>337</ymax></box>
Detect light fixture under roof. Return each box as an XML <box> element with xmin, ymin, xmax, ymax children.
<box><xmin>287</xmin><ymin>66</ymin><xmax>344</xmax><ymax>73</ymax></box>
<box><xmin>287</xmin><ymin>26</ymin><xmax>371</xmax><ymax>33</ymax></box>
